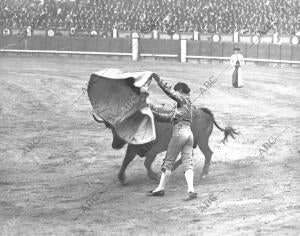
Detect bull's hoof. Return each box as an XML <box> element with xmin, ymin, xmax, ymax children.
<box><xmin>147</xmin><ymin>171</ymin><xmax>159</xmax><ymax>182</ymax></box>
<box><xmin>118</xmin><ymin>172</ymin><xmax>127</xmax><ymax>185</ymax></box>
<box><xmin>200</xmin><ymin>172</ymin><xmax>209</xmax><ymax>179</ymax></box>
<box><xmin>201</xmin><ymin>174</ymin><xmax>207</xmax><ymax>179</ymax></box>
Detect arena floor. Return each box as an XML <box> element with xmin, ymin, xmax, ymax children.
<box><xmin>0</xmin><ymin>56</ymin><xmax>299</xmax><ymax>236</ymax></box>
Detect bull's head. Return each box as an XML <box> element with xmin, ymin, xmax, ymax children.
<box><xmin>92</xmin><ymin>113</ymin><xmax>127</xmax><ymax>149</ymax></box>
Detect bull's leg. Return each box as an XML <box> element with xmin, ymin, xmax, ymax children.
<box><xmin>144</xmin><ymin>153</ymin><xmax>159</xmax><ymax>181</ymax></box>
<box><xmin>198</xmin><ymin>141</ymin><xmax>213</xmax><ymax>178</ymax></box>
<box><xmin>118</xmin><ymin>145</ymin><xmax>136</xmax><ymax>185</ymax></box>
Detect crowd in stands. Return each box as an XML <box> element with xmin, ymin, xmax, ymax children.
<box><xmin>0</xmin><ymin>0</ymin><xmax>299</xmax><ymax>35</ymax></box>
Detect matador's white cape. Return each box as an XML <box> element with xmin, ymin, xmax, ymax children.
<box><xmin>87</xmin><ymin>68</ymin><xmax>156</xmax><ymax>145</ymax></box>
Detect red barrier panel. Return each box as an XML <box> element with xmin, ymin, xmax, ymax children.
<box><xmin>211</xmin><ymin>42</ymin><xmax>222</xmax><ymax>56</ymax></box>
<box><xmin>1</xmin><ymin>35</ymin><xmax>25</xmax><ymax>50</ymax></box>
<box><xmin>0</xmin><ymin>36</ymin><xmax>8</xmax><ymax>49</ymax></box>
<box><xmin>199</xmin><ymin>41</ymin><xmax>211</xmax><ymax>56</ymax></box>
<box><xmin>44</xmin><ymin>37</ymin><xmax>57</xmax><ymax>50</ymax></box>
<box><xmin>16</xmin><ymin>35</ymin><xmax>26</xmax><ymax>49</ymax></box>
<box><xmin>70</xmin><ymin>37</ymin><xmax>85</xmax><ymax>51</ymax></box>
<box><xmin>246</xmin><ymin>44</ymin><xmax>258</xmax><ymax>58</ymax></box>
<box><xmin>18</xmin><ymin>36</ymin><xmax>26</xmax><ymax>50</ymax></box>
<box><xmin>188</xmin><ymin>42</ymin><xmax>248</xmax><ymax>57</ymax></box>
<box><xmin>27</xmin><ymin>36</ymin><xmax>44</xmax><ymax>50</ymax></box>
<box><xmin>96</xmin><ymin>38</ymin><xmax>110</xmax><ymax>52</ymax></box>
<box><xmin>136</xmin><ymin>39</ymin><xmax>153</xmax><ymax>53</ymax></box>
<box><xmin>139</xmin><ymin>39</ymin><xmax>179</xmax><ymax>54</ymax></box>
<box><xmin>225</xmin><ymin>43</ymin><xmax>247</xmax><ymax>57</ymax></box>
<box><xmin>1</xmin><ymin>35</ymin><xmax>299</xmax><ymax>63</ymax></box>
<box><xmin>118</xmin><ymin>38</ymin><xmax>131</xmax><ymax>53</ymax></box>
<box><xmin>222</xmin><ymin>42</ymin><xmax>234</xmax><ymax>57</ymax></box>
<box><xmin>57</xmin><ymin>36</ymin><xmax>71</xmax><ymax>51</ymax></box>
<box><xmin>269</xmin><ymin>45</ymin><xmax>281</xmax><ymax>60</ymax></box>
<box><xmin>26</xmin><ymin>36</ymin><xmax>34</xmax><ymax>50</ymax></box>
<box><xmin>240</xmin><ymin>44</ymin><xmax>248</xmax><ymax>57</ymax></box>
<box><xmin>84</xmin><ymin>37</ymin><xmax>97</xmax><ymax>51</ymax></box>
<box><xmin>109</xmin><ymin>39</ymin><xmax>124</xmax><ymax>53</ymax></box>
<box><xmin>258</xmin><ymin>44</ymin><xmax>269</xmax><ymax>60</ymax></box>
<box><xmin>291</xmin><ymin>45</ymin><xmax>300</xmax><ymax>61</ymax></box>
<box><xmin>281</xmin><ymin>45</ymin><xmax>292</xmax><ymax>60</ymax></box>
<box><xmin>186</xmin><ymin>41</ymin><xmax>201</xmax><ymax>56</ymax></box>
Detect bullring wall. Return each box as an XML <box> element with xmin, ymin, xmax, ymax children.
<box><xmin>0</xmin><ymin>35</ymin><xmax>299</xmax><ymax>63</ymax></box>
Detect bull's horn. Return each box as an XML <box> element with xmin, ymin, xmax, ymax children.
<box><xmin>92</xmin><ymin>113</ymin><xmax>105</xmax><ymax>123</ymax></box>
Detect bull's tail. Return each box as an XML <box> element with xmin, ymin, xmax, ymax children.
<box><xmin>200</xmin><ymin>107</ymin><xmax>239</xmax><ymax>144</ymax></box>
<box><xmin>92</xmin><ymin>113</ymin><xmax>103</xmax><ymax>123</ymax></box>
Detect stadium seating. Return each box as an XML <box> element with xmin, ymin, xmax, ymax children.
<box><xmin>0</xmin><ymin>0</ymin><xmax>299</xmax><ymax>35</ymax></box>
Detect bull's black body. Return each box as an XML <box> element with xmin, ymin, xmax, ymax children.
<box><xmin>93</xmin><ymin>107</ymin><xmax>238</xmax><ymax>184</ymax></box>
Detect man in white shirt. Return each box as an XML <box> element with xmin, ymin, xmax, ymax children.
<box><xmin>230</xmin><ymin>47</ymin><xmax>245</xmax><ymax>88</ymax></box>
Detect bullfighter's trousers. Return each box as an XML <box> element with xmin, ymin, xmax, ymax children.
<box><xmin>232</xmin><ymin>66</ymin><xmax>244</xmax><ymax>88</ymax></box>
<box><xmin>161</xmin><ymin>123</ymin><xmax>194</xmax><ymax>172</ymax></box>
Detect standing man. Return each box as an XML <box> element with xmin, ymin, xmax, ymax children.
<box><xmin>230</xmin><ymin>47</ymin><xmax>245</xmax><ymax>88</ymax></box>
<box><xmin>147</xmin><ymin>74</ymin><xmax>197</xmax><ymax>200</ymax></box>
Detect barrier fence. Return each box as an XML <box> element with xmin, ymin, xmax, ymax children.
<box><xmin>2</xmin><ymin>27</ymin><xmax>300</xmax><ymax>44</ymax></box>
<box><xmin>0</xmin><ymin>35</ymin><xmax>299</xmax><ymax>64</ymax></box>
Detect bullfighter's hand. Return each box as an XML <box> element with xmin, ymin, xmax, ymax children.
<box><xmin>140</xmin><ymin>86</ymin><xmax>148</xmax><ymax>93</ymax></box>
<box><xmin>151</xmin><ymin>73</ymin><xmax>160</xmax><ymax>82</ymax></box>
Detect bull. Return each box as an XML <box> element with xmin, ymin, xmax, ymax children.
<box><xmin>93</xmin><ymin>107</ymin><xmax>238</xmax><ymax>185</ymax></box>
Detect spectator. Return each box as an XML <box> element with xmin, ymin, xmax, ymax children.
<box><xmin>0</xmin><ymin>0</ymin><xmax>299</xmax><ymax>35</ymax></box>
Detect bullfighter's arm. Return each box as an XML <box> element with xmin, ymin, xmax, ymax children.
<box><xmin>240</xmin><ymin>55</ymin><xmax>245</xmax><ymax>66</ymax></box>
<box><xmin>230</xmin><ymin>55</ymin><xmax>236</xmax><ymax>66</ymax></box>
<box><xmin>151</xmin><ymin>74</ymin><xmax>186</xmax><ymax>105</ymax></box>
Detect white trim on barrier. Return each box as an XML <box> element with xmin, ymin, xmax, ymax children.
<box><xmin>244</xmin><ymin>58</ymin><xmax>300</xmax><ymax>64</ymax></box>
<box><xmin>193</xmin><ymin>31</ymin><xmax>199</xmax><ymax>41</ymax></box>
<box><xmin>0</xmin><ymin>49</ymin><xmax>299</xmax><ymax>64</ymax></box>
<box><xmin>186</xmin><ymin>55</ymin><xmax>230</xmax><ymax>60</ymax></box>
<box><xmin>186</xmin><ymin>55</ymin><xmax>300</xmax><ymax>64</ymax></box>
<box><xmin>233</xmin><ymin>31</ymin><xmax>239</xmax><ymax>43</ymax></box>
<box><xmin>132</xmin><ymin>38</ymin><xmax>139</xmax><ymax>61</ymax></box>
<box><xmin>140</xmin><ymin>53</ymin><xmax>178</xmax><ymax>58</ymax></box>
<box><xmin>153</xmin><ymin>30</ymin><xmax>158</xmax><ymax>39</ymax></box>
<box><xmin>0</xmin><ymin>49</ymin><xmax>132</xmax><ymax>56</ymax></box>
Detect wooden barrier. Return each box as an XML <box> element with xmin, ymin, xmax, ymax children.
<box><xmin>0</xmin><ymin>49</ymin><xmax>131</xmax><ymax>56</ymax></box>
<box><xmin>0</xmin><ymin>35</ymin><xmax>299</xmax><ymax>65</ymax></box>
<box><xmin>1</xmin><ymin>49</ymin><xmax>298</xmax><ymax>65</ymax></box>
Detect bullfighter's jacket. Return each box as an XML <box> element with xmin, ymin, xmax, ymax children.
<box><xmin>151</xmin><ymin>79</ymin><xmax>192</xmax><ymax>125</ymax></box>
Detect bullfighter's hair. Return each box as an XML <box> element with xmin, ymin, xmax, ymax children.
<box><xmin>174</xmin><ymin>82</ymin><xmax>190</xmax><ymax>94</ymax></box>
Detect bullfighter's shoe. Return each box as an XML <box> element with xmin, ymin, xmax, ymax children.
<box><xmin>184</xmin><ymin>192</ymin><xmax>197</xmax><ymax>201</ymax></box>
<box><xmin>147</xmin><ymin>190</ymin><xmax>165</xmax><ymax>197</ymax></box>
